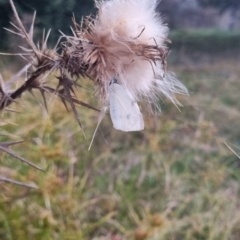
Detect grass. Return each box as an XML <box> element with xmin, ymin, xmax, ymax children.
<box><xmin>0</xmin><ymin>55</ymin><xmax>240</xmax><ymax>240</ymax></box>
<box><xmin>169</xmin><ymin>29</ymin><xmax>240</xmax><ymax>52</ymax></box>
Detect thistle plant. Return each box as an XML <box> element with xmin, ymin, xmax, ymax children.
<box><xmin>0</xmin><ymin>0</ymin><xmax>188</xmax><ymax>187</ymax></box>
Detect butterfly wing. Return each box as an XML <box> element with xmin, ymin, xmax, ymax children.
<box><xmin>109</xmin><ymin>83</ymin><xmax>144</xmax><ymax>132</ymax></box>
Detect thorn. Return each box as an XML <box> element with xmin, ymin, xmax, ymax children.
<box><xmin>61</xmin><ymin>75</ymin><xmax>86</xmax><ymax>138</ymax></box>
<box><xmin>0</xmin><ymin>176</ymin><xmax>38</xmax><ymax>189</ymax></box>
<box><xmin>9</xmin><ymin>0</ymin><xmax>40</xmax><ymax>59</ymax></box>
<box><xmin>29</xmin><ymin>11</ymin><xmax>36</xmax><ymax>40</ymax></box>
<box><xmin>0</xmin><ymin>143</ymin><xmax>44</xmax><ymax>171</ymax></box>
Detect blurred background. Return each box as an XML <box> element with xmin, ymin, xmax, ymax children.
<box><xmin>1</xmin><ymin>0</ymin><xmax>240</xmax><ymax>50</ymax></box>
<box><xmin>0</xmin><ymin>0</ymin><xmax>240</xmax><ymax>240</ymax></box>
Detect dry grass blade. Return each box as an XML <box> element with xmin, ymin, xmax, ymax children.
<box><xmin>88</xmin><ymin>107</ymin><xmax>107</xmax><ymax>150</ymax></box>
<box><xmin>223</xmin><ymin>142</ymin><xmax>240</xmax><ymax>159</ymax></box>
<box><xmin>0</xmin><ymin>176</ymin><xmax>38</xmax><ymax>189</ymax></box>
<box><xmin>0</xmin><ymin>140</ymin><xmax>25</xmax><ymax>147</ymax></box>
<box><xmin>3</xmin><ymin>108</ymin><xmax>22</xmax><ymax>113</ymax></box>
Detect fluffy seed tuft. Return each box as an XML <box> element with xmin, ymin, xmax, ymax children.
<box><xmin>68</xmin><ymin>0</ymin><xmax>187</xmax><ymax>106</ymax></box>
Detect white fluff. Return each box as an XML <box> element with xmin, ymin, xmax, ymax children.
<box><xmin>86</xmin><ymin>0</ymin><xmax>188</xmax><ymax>106</ymax></box>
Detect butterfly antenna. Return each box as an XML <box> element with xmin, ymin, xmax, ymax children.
<box><xmin>88</xmin><ymin>106</ymin><xmax>108</xmax><ymax>150</ymax></box>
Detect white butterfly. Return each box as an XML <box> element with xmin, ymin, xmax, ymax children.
<box><xmin>88</xmin><ymin>79</ymin><xmax>144</xmax><ymax>150</ymax></box>
<box><xmin>109</xmin><ymin>79</ymin><xmax>144</xmax><ymax>132</ymax></box>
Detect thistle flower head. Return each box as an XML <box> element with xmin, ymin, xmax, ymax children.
<box><xmin>69</xmin><ymin>0</ymin><xmax>187</xmax><ymax>106</ymax></box>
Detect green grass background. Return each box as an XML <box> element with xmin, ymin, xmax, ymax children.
<box><xmin>1</xmin><ymin>33</ymin><xmax>240</xmax><ymax>239</ymax></box>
